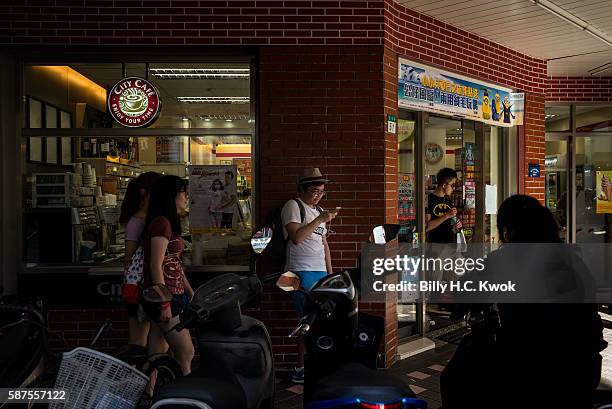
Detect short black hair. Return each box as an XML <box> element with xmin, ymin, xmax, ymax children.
<box><xmin>225</xmin><ymin>170</ymin><xmax>234</xmax><ymax>178</ymax></box>
<box><xmin>497</xmin><ymin>194</ymin><xmax>561</xmax><ymax>243</ymax></box>
<box><xmin>436</xmin><ymin>168</ymin><xmax>457</xmax><ymax>186</ymax></box>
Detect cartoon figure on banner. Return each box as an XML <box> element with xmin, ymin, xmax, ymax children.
<box><xmin>482</xmin><ymin>89</ymin><xmax>491</xmax><ymax>120</ymax></box>
<box><xmin>501</xmin><ymin>95</ymin><xmax>515</xmax><ymax>124</ymax></box>
<box><xmin>491</xmin><ymin>93</ymin><xmax>502</xmax><ymax>121</ymax></box>
<box><xmin>401</xmin><ymin>64</ymin><xmax>421</xmax><ymax>84</ymax></box>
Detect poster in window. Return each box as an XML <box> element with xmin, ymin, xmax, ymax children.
<box><xmin>398</xmin><ymin>173</ymin><xmax>415</xmax><ymax>221</ymax></box>
<box><xmin>188</xmin><ymin>165</ymin><xmax>238</xmax><ymax>233</ymax></box>
<box><xmin>596</xmin><ymin>170</ymin><xmax>612</xmax><ymax>214</ymax></box>
<box><xmin>28</xmin><ymin>98</ymin><xmax>43</xmax><ymax>162</ymax></box>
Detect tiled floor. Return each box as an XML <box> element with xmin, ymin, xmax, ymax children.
<box><xmin>273</xmin><ymin>313</ymin><xmax>612</xmax><ymax>409</ymax></box>
<box><xmin>273</xmin><ymin>342</ymin><xmax>456</xmax><ymax>409</ymax></box>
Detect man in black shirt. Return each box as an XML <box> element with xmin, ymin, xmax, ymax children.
<box><xmin>426</xmin><ymin>168</ymin><xmax>462</xmax><ymax>243</ymax></box>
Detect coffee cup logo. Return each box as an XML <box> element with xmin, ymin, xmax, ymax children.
<box><xmin>108</xmin><ymin>77</ymin><xmax>161</xmax><ymax>128</ymax></box>
<box><xmin>120</xmin><ymin>88</ymin><xmax>148</xmax><ymax>117</ymax></box>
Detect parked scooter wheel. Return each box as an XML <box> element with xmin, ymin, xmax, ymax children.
<box><xmin>141</xmin><ymin>354</ymin><xmax>184</xmax><ymax>393</ymax></box>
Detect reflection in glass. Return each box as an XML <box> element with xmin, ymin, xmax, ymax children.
<box><xmin>545</xmin><ymin>140</ymin><xmax>568</xmax><ymax>242</ymax></box>
<box><xmin>545</xmin><ymin>106</ymin><xmax>570</xmax><ymax>132</ymax></box>
<box><xmin>576</xmin><ymin>106</ymin><xmax>612</xmax><ymax>132</ymax></box>
<box><xmin>576</xmin><ymin>137</ymin><xmax>612</xmax><ymax>243</ymax></box>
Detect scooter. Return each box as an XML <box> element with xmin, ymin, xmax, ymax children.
<box><xmin>150</xmin><ymin>227</ymin><xmax>275</xmax><ymax>409</ymax></box>
<box><xmin>0</xmin><ymin>296</ymin><xmax>47</xmax><ymax>392</ymax></box>
<box><xmin>276</xmin><ymin>225</ymin><xmax>427</xmax><ymax>409</ymax></box>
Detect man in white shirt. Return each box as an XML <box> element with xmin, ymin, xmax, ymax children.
<box><xmin>281</xmin><ymin>167</ymin><xmax>337</xmax><ymax>383</ymax></box>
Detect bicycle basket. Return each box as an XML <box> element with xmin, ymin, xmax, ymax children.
<box><xmin>50</xmin><ymin>347</ymin><xmax>149</xmax><ymax>409</ymax></box>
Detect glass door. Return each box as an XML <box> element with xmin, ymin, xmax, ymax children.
<box><xmin>397</xmin><ymin>110</ymin><xmax>420</xmax><ymax>339</ymax></box>
<box><xmin>423</xmin><ymin>115</ymin><xmax>464</xmax><ymax>334</ymax></box>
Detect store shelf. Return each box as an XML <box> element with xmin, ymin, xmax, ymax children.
<box><xmin>76</xmin><ymin>157</ymin><xmax>141</xmax><ymax>169</ymax></box>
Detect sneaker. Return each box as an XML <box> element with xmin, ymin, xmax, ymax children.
<box><xmin>291</xmin><ymin>366</ymin><xmax>304</xmax><ymax>384</ymax></box>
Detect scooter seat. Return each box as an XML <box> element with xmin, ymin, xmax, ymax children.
<box><xmin>153</xmin><ymin>373</ymin><xmax>247</xmax><ymax>409</ymax></box>
<box><xmin>309</xmin><ymin>362</ymin><xmax>416</xmax><ymax>403</ymax></box>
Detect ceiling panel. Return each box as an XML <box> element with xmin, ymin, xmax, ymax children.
<box><xmin>398</xmin><ymin>0</ymin><xmax>612</xmax><ymax>75</ymax></box>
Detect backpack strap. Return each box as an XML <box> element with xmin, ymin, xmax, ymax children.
<box><xmin>293</xmin><ymin>198</ymin><xmax>306</xmax><ymax>224</ymax></box>
<box><xmin>293</xmin><ymin>199</ymin><xmax>323</xmax><ymax>224</ymax></box>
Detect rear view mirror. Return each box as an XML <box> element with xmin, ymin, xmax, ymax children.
<box><xmin>251</xmin><ymin>227</ymin><xmax>273</xmax><ymax>254</ymax></box>
<box><xmin>141</xmin><ymin>284</ymin><xmax>173</xmax><ymax>303</ymax></box>
<box><xmin>276</xmin><ymin>271</ymin><xmax>301</xmax><ymax>292</ymax></box>
<box><xmin>370</xmin><ymin>224</ymin><xmax>401</xmax><ymax>244</ymax></box>
<box><xmin>371</xmin><ymin>226</ymin><xmax>386</xmax><ymax>244</ymax></box>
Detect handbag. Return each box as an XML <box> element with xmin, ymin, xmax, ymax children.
<box><xmin>122</xmin><ymin>246</ymin><xmax>144</xmax><ymax>304</ymax></box>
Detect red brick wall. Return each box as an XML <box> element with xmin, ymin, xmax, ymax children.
<box><xmin>3</xmin><ymin>0</ymin><xmax>553</xmax><ymax>368</ymax></box>
<box><xmin>383</xmin><ymin>0</ymin><xmax>547</xmax><ymax>199</ymax></box>
<box><xmin>547</xmin><ymin>77</ymin><xmax>612</xmax><ymax>102</ymax></box>
<box><xmin>0</xmin><ymin>0</ymin><xmax>384</xmax><ymax>46</ymax></box>
<box><xmin>522</xmin><ymin>94</ymin><xmax>546</xmax><ymax>202</ymax></box>
<box><xmin>257</xmin><ymin>44</ymin><xmax>388</xmax><ymax>367</ymax></box>
<box><xmin>382</xmin><ymin>47</ymin><xmax>398</xmax><ymax>364</ymax></box>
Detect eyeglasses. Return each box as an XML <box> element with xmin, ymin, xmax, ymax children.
<box><xmin>307</xmin><ymin>188</ymin><xmax>326</xmax><ymax>197</ymax></box>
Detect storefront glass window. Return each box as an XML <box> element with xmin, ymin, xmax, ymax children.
<box><xmin>545</xmin><ymin>139</ymin><xmax>569</xmax><ymax>242</ymax></box>
<box><xmin>545</xmin><ymin>106</ymin><xmax>570</xmax><ymax>132</ymax></box>
<box><xmin>576</xmin><ymin>136</ymin><xmax>612</xmax><ymax>243</ymax></box>
<box><xmin>576</xmin><ymin>106</ymin><xmax>612</xmax><ymax>132</ymax></box>
<box><xmin>22</xmin><ymin>62</ymin><xmax>254</xmax><ymax>269</ymax></box>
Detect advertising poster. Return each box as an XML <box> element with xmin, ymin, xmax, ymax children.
<box><xmin>398</xmin><ymin>173</ymin><xmax>416</xmax><ymax>221</ymax></box>
<box><xmin>188</xmin><ymin>165</ymin><xmax>238</xmax><ymax>232</ymax></box>
<box><xmin>398</xmin><ymin>59</ymin><xmax>524</xmax><ymax>127</ymax></box>
<box><xmin>596</xmin><ymin>170</ymin><xmax>612</xmax><ymax>214</ymax></box>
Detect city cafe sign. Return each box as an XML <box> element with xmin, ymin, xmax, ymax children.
<box><xmin>108</xmin><ymin>76</ymin><xmax>161</xmax><ymax>128</ymax></box>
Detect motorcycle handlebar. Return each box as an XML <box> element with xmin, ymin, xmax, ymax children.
<box><xmin>0</xmin><ymin>303</ymin><xmax>45</xmax><ymax>326</ymax></box>
<box><xmin>288</xmin><ymin>310</ymin><xmax>318</xmax><ymax>338</ymax></box>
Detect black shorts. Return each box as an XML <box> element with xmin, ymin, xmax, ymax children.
<box><xmin>141</xmin><ymin>293</ymin><xmax>189</xmax><ymax>324</ymax></box>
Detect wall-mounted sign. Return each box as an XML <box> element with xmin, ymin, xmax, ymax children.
<box><xmin>108</xmin><ymin>76</ymin><xmax>161</xmax><ymax>128</ymax></box>
<box><xmin>596</xmin><ymin>170</ymin><xmax>612</xmax><ymax>214</ymax></box>
<box><xmin>387</xmin><ymin>114</ymin><xmax>397</xmax><ymax>134</ymax></box>
<box><xmin>398</xmin><ymin>59</ymin><xmax>524</xmax><ymax>127</ymax></box>
<box><xmin>529</xmin><ymin>163</ymin><xmax>541</xmax><ymax>178</ymax></box>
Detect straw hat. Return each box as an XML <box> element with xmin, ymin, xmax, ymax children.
<box><xmin>297</xmin><ymin>168</ymin><xmax>329</xmax><ymax>185</ymax></box>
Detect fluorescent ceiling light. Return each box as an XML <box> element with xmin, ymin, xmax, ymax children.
<box><xmin>531</xmin><ymin>0</ymin><xmax>612</xmax><ymax>50</ymax></box>
<box><xmin>182</xmin><ymin>117</ymin><xmax>189</xmax><ymax>121</ymax></box>
<box><xmin>150</xmin><ymin>68</ymin><xmax>249</xmax><ymax>79</ymax></box>
<box><xmin>198</xmin><ymin>114</ymin><xmax>249</xmax><ymax>120</ymax></box>
<box><xmin>589</xmin><ymin>61</ymin><xmax>612</xmax><ymax>76</ymax></box>
<box><xmin>225</xmin><ymin>119</ymin><xmax>233</xmax><ymax>122</ymax></box>
<box><xmin>177</xmin><ymin>97</ymin><xmax>250</xmax><ymax>104</ymax></box>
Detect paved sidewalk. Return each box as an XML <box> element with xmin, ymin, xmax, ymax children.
<box><xmin>274</xmin><ymin>313</ymin><xmax>612</xmax><ymax>408</ymax></box>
